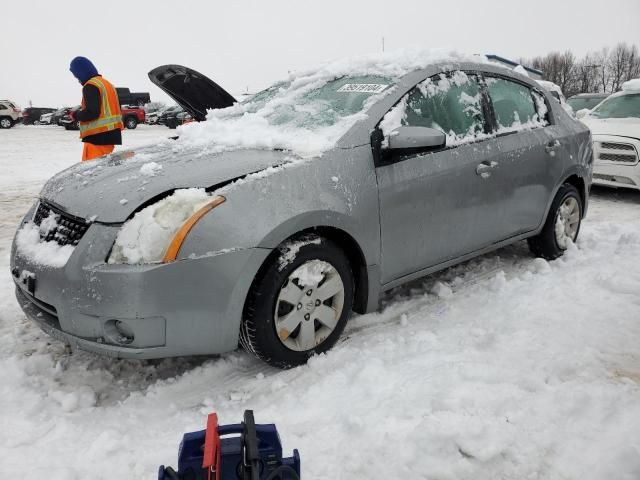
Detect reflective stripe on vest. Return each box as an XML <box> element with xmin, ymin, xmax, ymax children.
<box><xmin>79</xmin><ymin>76</ymin><xmax>124</xmax><ymax>139</ymax></box>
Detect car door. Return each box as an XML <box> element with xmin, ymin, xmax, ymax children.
<box><xmin>481</xmin><ymin>75</ymin><xmax>562</xmax><ymax>236</ymax></box>
<box><xmin>375</xmin><ymin>71</ymin><xmax>510</xmax><ymax>284</ymax></box>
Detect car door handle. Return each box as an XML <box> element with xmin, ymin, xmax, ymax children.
<box><xmin>545</xmin><ymin>140</ymin><xmax>561</xmax><ymax>153</ymax></box>
<box><xmin>476</xmin><ymin>161</ymin><xmax>498</xmax><ymax>179</ymax></box>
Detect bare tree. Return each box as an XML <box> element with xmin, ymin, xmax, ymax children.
<box><xmin>519</xmin><ymin>43</ymin><xmax>639</xmax><ymax>95</ymax></box>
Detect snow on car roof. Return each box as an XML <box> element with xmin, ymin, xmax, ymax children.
<box><xmin>174</xmin><ymin>49</ymin><xmax>492</xmax><ymax>158</ymax></box>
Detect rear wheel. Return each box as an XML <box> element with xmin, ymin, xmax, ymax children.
<box><xmin>0</xmin><ymin>117</ymin><xmax>13</xmax><ymax>129</ymax></box>
<box><xmin>240</xmin><ymin>235</ymin><xmax>354</xmax><ymax>368</ymax></box>
<box><xmin>125</xmin><ymin>117</ymin><xmax>138</xmax><ymax>129</ymax></box>
<box><xmin>528</xmin><ymin>183</ymin><xmax>582</xmax><ymax>260</ymax></box>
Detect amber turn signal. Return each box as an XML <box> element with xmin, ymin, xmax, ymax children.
<box><xmin>162</xmin><ymin>196</ymin><xmax>226</xmax><ymax>263</ymax></box>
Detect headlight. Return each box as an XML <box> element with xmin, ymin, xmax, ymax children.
<box><xmin>108</xmin><ymin>188</ymin><xmax>225</xmax><ymax>264</ymax></box>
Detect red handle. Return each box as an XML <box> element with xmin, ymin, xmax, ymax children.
<box><xmin>203</xmin><ymin>413</ymin><xmax>221</xmax><ymax>480</ymax></box>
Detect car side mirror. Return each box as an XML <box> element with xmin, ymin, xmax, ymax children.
<box><xmin>576</xmin><ymin>108</ymin><xmax>590</xmax><ymax>119</ymax></box>
<box><xmin>385</xmin><ymin>126</ymin><xmax>446</xmax><ymax>151</ymax></box>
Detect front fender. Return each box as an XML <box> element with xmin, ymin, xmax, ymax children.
<box><xmin>178</xmin><ymin>147</ymin><xmax>381</xmax><ymax>267</ymax></box>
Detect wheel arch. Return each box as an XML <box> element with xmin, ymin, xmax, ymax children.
<box><xmin>250</xmin><ymin>225</ymin><xmax>371</xmax><ymax>315</ymax></box>
<box><xmin>562</xmin><ymin>173</ymin><xmax>587</xmax><ymax>216</ymax></box>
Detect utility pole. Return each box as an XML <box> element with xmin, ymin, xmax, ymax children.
<box><xmin>382</xmin><ymin>37</ymin><xmax>385</xmax><ymax>53</ymax></box>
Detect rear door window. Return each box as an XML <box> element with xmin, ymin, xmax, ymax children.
<box><xmin>485</xmin><ymin>77</ymin><xmax>545</xmax><ymax>131</ymax></box>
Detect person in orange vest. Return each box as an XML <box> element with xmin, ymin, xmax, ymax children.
<box><xmin>69</xmin><ymin>56</ymin><xmax>124</xmax><ymax>161</ymax></box>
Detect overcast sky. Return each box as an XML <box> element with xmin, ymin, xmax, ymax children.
<box><xmin>3</xmin><ymin>0</ymin><xmax>640</xmax><ymax>108</ymax></box>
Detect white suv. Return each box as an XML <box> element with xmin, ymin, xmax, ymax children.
<box><xmin>0</xmin><ymin>100</ymin><xmax>21</xmax><ymax>128</ymax></box>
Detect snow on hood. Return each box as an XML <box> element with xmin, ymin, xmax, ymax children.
<box><xmin>174</xmin><ymin>48</ymin><xmax>490</xmax><ymax>158</ymax></box>
<box><xmin>580</xmin><ymin>116</ymin><xmax>640</xmax><ymax>140</ymax></box>
<box><xmin>39</xmin><ymin>142</ymin><xmax>295</xmax><ymax>223</ymax></box>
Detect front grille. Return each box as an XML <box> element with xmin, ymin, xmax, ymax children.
<box><xmin>599</xmin><ymin>153</ymin><xmax>637</xmax><ymax>163</ymax></box>
<box><xmin>597</xmin><ymin>141</ymin><xmax>638</xmax><ymax>164</ymax></box>
<box><xmin>600</xmin><ymin>142</ymin><xmax>635</xmax><ymax>151</ymax></box>
<box><xmin>33</xmin><ymin>201</ymin><xmax>89</xmax><ymax>246</ymax></box>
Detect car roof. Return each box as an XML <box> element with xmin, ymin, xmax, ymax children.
<box><xmin>569</xmin><ymin>93</ymin><xmax>608</xmax><ymax>99</ymax></box>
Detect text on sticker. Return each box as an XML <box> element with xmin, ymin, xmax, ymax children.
<box><xmin>337</xmin><ymin>84</ymin><xmax>388</xmax><ymax>94</ymax></box>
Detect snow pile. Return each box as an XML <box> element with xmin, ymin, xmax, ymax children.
<box><xmin>15</xmin><ymin>214</ymin><xmax>75</xmax><ymax>268</ymax></box>
<box><xmin>379</xmin><ymin>95</ymin><xmax>407</xmax><ymax>144</ymax></box>
<box><xmin>621</xmin><ymin>78</ymin><xmax>640</xmax><ymax>91</ymax></box>
<box><xmin>139</xmin><ymin>161</ymin><xmax>163</xmax><ymax>176</ymax></box>
<box><xmin>291</xmin><ymin>260</ymin><xmax>331</xmax><ymax>287</ymax></box>
<box><xmin>3</xmin><ymin>129</ymin><xmax>640</xmax><ymax>479</ymax></box>
<box><xmin>176</xmin><ymin>49</ymin><xmax>489</xmax><ymax>158</ymax></box>
<box><xmin>108</xmin><ymin>188</ymin><xmax>213</xmax><ymax>264</ymax></box>
<box><xmin>512</xmin><ymin>65</ymin><xmax>530</xmax><ymax>77</ymax></box>
<box><xmin>278</xmin><ymin>236</ymin><xmax>322</xmax><ymax>271</ymax></box>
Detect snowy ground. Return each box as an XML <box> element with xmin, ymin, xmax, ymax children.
<box><xmin>1</xmin><ymin>125</ymin><xmax>640</xmax><ymax>479</ymax></box>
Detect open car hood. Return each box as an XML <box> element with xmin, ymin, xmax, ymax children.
<box><xmin>148</xmin><ymin>65</ymin><xmax>237</xmax><ymax>121</ymax></box>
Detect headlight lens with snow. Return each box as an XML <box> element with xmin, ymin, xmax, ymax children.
<box><xmin>107</xmin><ymin>188</ymin><xmax>225</xmax><ymax>264</ymax></box>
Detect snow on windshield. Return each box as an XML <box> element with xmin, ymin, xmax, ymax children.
<box><xmin>591</xmin><ymin>93</ymin><xmax>640</xmax><ymax>119</ymax></box>
<box><xmin>175</xmin><ymin>49</ymin><xmax>489</xmax><ymax>157</ymax></box>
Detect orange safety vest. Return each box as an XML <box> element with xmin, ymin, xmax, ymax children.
<box><xmin>79</xmin><ymin>76</ymin><xmax>124</xmax><ymax>139</ymax></box>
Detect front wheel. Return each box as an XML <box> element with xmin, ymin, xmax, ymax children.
<box><xmin>528</xmin><ymin>183</ymin><xmax>582</xmax><ymax>260</ymax></box>
<box><xmin>240</xmin><ymin>235</ymin><xmax>354</xmax><ymax>368</ymax></box>
<box><xmin>0</xmin><ymin>117</ymin><xmax>13</xmax><ymax>129</ymax></box>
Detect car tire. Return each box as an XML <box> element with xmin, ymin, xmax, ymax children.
<box><xmin>125</xmin><ymin>117</ymin><xmax>138</xmax><ymax>129</ymax></box>
<box><xmin>528</xmin><ymin>183</ymin><xmax>582</xmax><ymax>260</ymax></box>
<box><xmin>240</xmin><ymin>234</ymin><xmax>354</xmax><ymax>369</ymax></box>
<box><xmin>0</xmin><ymin>117</ymin><xmax>13</xmax><ymax>129</ymax></box>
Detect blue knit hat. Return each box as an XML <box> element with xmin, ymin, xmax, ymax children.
<box><xmin>69</xmin><ymin>56</ymin><xmax>99</xmax><ymax>84</ymax></box>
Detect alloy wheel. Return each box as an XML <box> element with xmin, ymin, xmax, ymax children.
<box><xmin>554</xmin><ymin>196</ymin><xmax>580</xmax><ymax>249</ymax></box>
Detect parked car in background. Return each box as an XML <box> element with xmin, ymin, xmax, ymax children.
<box><xmin>567</xmin><ymin>93</ymin><xmax>609</xmax><ymax>113</ymax></box>
<box><xmin>39</xmin><ymin>112</ymin><xmax>55</xmax><ymax>125</ymax></box>
<box><xmin>157</xmin><ymin>105</ymin><xmax>183</xmax><ymax>127</ymax></box>
<box><xmin>166</xmin><ymin>109</ymin><xmax>192</xmax><ymax>129</ymax></box>
<box><xmin>144</xmin><ymin>104</ymin><xmax>166</xmax><ymax>124</ymax></box>
<box><xmin>116</xmin><ymin>88</ymin><xmax>150</xmax><ymax>107</ymax></box>
<box><xmin>60</xmin><ymin>106</ymin><xmax>80</xmax><ymax>130</ymax></box>
<box><xmin>121</xmin><ymin>106</ymin><xmax>145</xmax><ymax>129</ymax></box>
<box><xmin>145</xmin><ymin>110</ymin><xmax>161</xmax><ymax>124</ymax></box>
<box><xmin>0</xmin><ymin>100</ymin><xmax>21</xmax><ymax>128</ymax></box>
<box><xmin>52</xmin><ymin>107</ymin><xmax>71</xmax><ymax>126</ymax></box>
<box><xmin>61</xmin><ymin>105</ymin><xmax>145</xmax><ymax>130</ymax></box>
<box><xmin>22</xmin><ymin>107</ymin><xmax>56</xmax><ymax>125</ymax></box>
<box><xmin>11</xmin><ymin>56</ymin><xmax>592</xmax><ymax>368</ymax></box>
<box><xmin>580</xmin><ymin>79</ymin><xmax>640</xmax><ymax>190</ymax></box>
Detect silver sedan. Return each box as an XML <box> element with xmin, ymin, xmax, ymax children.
<box><xmin>10</xmin><ymin>56</ymin><xmax>592</xmax><ymax>368</ymax></box>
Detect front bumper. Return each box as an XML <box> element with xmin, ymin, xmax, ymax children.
<box><xmin>11</xmin><ymin>220</ymin><xmax>270</xmax><ymax>359</ymax></box>
<box><xmin>592</xmin><ymin>134</ymin><xmax>640</xmax><ymax>190</ymax></box>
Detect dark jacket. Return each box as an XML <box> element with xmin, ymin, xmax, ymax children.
<box><xmin>76</xmin><ymin>77</ymin><xmax>122</xmax><ymax>145</ymax></box>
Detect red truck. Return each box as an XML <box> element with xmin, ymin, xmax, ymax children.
<box><xmin>60</xmin><ymin>106</ymin><xmax>145</xmax><ymax>130</ymax></box>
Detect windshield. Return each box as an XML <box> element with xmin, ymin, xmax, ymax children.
<box><xmin>230</xmin><ymin>75</ymin><xmax>393</xmax><ymax>130</ymax></box>
<box><xmin>567</xmin><ymin>97</ymin><xmax>606</xmax><ymax>111</ymax></box>
<box><xmin>177</xmin><ymin>74</ymin><xmax>396</xmax><ymax>157</ymax></box>
<box><xmin>591</xmin><ymin>94</ymin><xmax>640</xmax><ymax>119</ymax></box>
